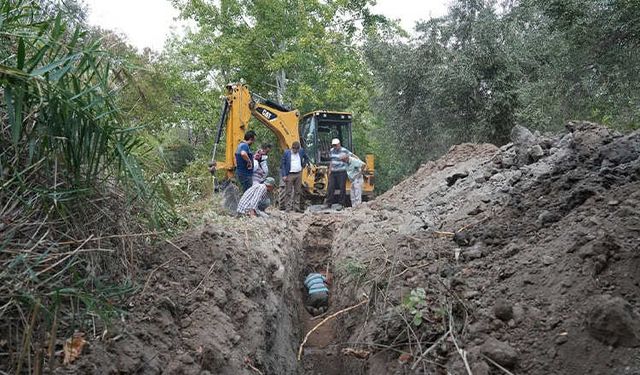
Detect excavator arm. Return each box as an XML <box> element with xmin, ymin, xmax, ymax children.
<box><xmin>212</xmin><ymin>83</ymin><xmax>300</xmax><ymax>178</ymax></box>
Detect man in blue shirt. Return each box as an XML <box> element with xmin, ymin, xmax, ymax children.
<box><xmin>304</xmin><ymin>272</ymin><xmax>329</xmax><ymax>316</ymax></box>
<box><xmin>280</xmin><ymin>141</ymin><xmax>309</xmax><ymax>212</ymax></box>
<box><xmin>325</xmin><ymin>138</ymin><xmax>353</xmax><ymax>207</ymax></box>
<box><xmin>235</xmin><ymin>131</ymin><xmax>256</xmax><ymax>192</ymax></box>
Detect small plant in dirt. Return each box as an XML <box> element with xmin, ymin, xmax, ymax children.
<box><xmin>337</xmin><ymin>259</ymin><xmax>368</xmax><ymax>282</ymax></box>
<box><xmin>403</xmin><ymin>288</ymin><xmax>429</xmax><ymax>326</ymax></box>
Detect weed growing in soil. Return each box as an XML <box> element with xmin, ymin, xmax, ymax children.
<box><xmin>336</xmin><ymin>259</ymin><xmax>368</xmax><ymax>283</ymax></box>
<box><xmin>403</xmin><ymin>288</ymin><xmax>428</xmax><ymax>326</ymax></box>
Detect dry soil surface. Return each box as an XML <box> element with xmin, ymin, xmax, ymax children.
<box><xmin>63</xmin><ymin>122</ymin><xmax>640</xmax><ymax>374</ymax></box>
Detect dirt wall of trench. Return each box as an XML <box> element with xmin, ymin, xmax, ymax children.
<box><xmin>57</xmin><ymin>122</ymin><xmax>640</xmax><ymax>375</ymax></box>
<box><xmin>328</xmin><ymin>122</ymin><xmax>640</xmax><ymax>374</ymax></box>
<box><xmin>60</xmin><ymin>215</ymin><xmax>310</xmax><ymax>375</ymax></box>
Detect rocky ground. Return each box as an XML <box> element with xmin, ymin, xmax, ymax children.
<box><xmin>62</xmin><ymin>122</ymin><xmax>639</xmax><ymax>374</ymax></box>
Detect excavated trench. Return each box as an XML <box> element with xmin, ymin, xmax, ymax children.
<box><xmin>60</xmin><ymin>213</ymin><xmax>359</xmax><ymax>375</ymax></box>
<box><xmin>296</xmin><ymin>217</ymin><xmax>343</xmax><ymax>375</ymax></box>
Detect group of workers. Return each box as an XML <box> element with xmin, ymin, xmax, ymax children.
<box><xmin>212</xmin><ymin>130</ymin><xmax>337</xmax><ymax>315</ymax></box>
<box><xmin>232</xmin><ymin>131</ymin><xmax>366</xmax><ymax>217</ymax></box>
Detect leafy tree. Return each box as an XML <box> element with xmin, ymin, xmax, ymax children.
<box><xmin>171</xmin><ymin>0</ymin><xmax>384</xmax><ymax>111</ymax></box>
<box><xmin>365</xmin><ymin>0</ymin><xmax>640</xmax><ymax>190</ymax></box>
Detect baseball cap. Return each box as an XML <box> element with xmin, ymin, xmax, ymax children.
<box><xmin>264</xmin><ymin>177</ymin><xmax>276</xmax><ymax>186</ymax></box>
<box><xmin>331</xmin><ymin>138</ymin><xmax>340</xmax><ymax>145</ymax></box>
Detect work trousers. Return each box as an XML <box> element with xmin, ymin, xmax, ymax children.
<box><xmin>236</xmin><ymin>173</ymin><xmax>253</xmax><ymax>193</ymax></box>
<box><xmin>284</xmin><ymin>172</ymin><xmax>302</xmax><ymax>212</ymax></box>
<box><xmin>326</xmin><ymin>170</ymin><xmax>347</xmax><ymax>206</ymax></box>
<box><xmin>350</xmin><ymin>174</ymin><xmax>364</xmax><ymax>207</ymax></box>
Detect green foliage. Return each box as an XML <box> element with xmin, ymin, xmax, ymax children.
<box><xmin>0</xmin><ymin>1</ymin><xmax>176</xmax><ymax>371</ymax></box>
<box><xmin>171</xmin><ymin>0</ymin><xmax>383</xmax><ymax>109</ymax></box>
<box><xmin>336</xmin><ymin>258</ymin><xmax>368</xmax><ymax>282</ymax></box>
<box><xmin>403</xmin><ymin>287</ymin><xmax>428</xmax><ymax>326</ymax></box>
<box><xmin>157</xmin><ymin>158</ymin><xmax>214</xmax><ymax>206</ymax></box>
<box><xmin>366</xmin><ymin>0</ymin><xmax>640</xmax><ymax>190</ymax></box>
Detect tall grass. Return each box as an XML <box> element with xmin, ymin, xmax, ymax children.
<box><xmin>0</xmin><ymin>1</ymin><xmax>174</xmax><ymax>372</ymax></box>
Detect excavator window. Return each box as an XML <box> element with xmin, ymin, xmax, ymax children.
<box><xmin>300</xmin><ymin>113</ymin><xmax>352</xmax><ymax>165</ymax></box>
<box><xmin>300</xmin><ymin>116</ymin><xmax>318</xmax><ymax>163</ymax></box>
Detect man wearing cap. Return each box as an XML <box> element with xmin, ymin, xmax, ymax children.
<box><xmin>237</xmin><ymin>177</ymin><xmax>275</xmax><ymax>218</ymax></box>
<box><xmin>325</xmin><ymin>138</ymin><xmax>354</xmax><ymax>207</ymax></box>
<box><xmin>280</xmin><ymin>141</ymin><xmax>309</xmax><ymax>212</ymax></box>
<box><xmin>252</xmin><ymin>143</ymin><xmax>272</xmax><ymax>185</ymax></box>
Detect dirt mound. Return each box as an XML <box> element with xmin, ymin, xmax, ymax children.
<box><xmin>329</xmin><ymin>122</ymin><xmax>640</xmax><ymax>374</ymax></box>
<box><xmin>60</xmin><ymin>216</ymin><xmax>307</xmax><ymax>375</ymax></box>
<box><xmin>57</xmin><ymin>122</ymin><xmax>639</xmax><ymax>375</ymax></box>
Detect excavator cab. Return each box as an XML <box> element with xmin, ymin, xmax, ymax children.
<box><xmin>300</xmin><ymin>111</ymin><xmax>353</xmax><ymax>165</ymax></box>
<box><xmin>299</xmin><ymin>111</ymin><xmax>375</xmax><ymax>201</ymax></box>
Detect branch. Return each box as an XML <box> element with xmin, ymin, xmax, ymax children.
<box><xmin>297</xmin><ymin>295</ymin><xmax>368</xmax><ymax>361</ymax></box>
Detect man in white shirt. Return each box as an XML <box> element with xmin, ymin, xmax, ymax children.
<box><xmin>280</xmin><ymin>141</ymin><xmax>309</xmax><ymax>212</ymax></box>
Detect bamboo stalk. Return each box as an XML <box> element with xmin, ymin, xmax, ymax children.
<box><xmin>16</xmin><ymin>300</ymin><xmax>40</xmax><ymax>375</ymax></box>
<box><xmin>47</xmin><ymin>304</ymin><xmax>59</xmax><ymax>373</ymax></box>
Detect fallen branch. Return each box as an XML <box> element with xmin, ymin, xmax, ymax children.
<box><xmin>410</xmin><ymin>330</ymin><xmax>451</xmax><ymax>370</ymax></box>
<box><xmin>456</xmin><ymin>216</ymin><xmax>490</xmax><ymax>233</ymax></box>
<box><xmin>297</xmin><ymin>295</ymin><xmax>368</xmax><ymax>361</ymax></box>
<box><xmin>341</xmin><ymin>347</ymin><xmax>370</xmax><ymax>359</ymax></box>
<box><xmin>309</xmin><ymin>311</ymin><xmax>329</xmax><ymax>321</ymax></box>
<box><xmin>35</xmin><ymin>235</ymin><xmax>93</xmax><ymax>277</ymax></box>
<box><xmin>481</xmin><ymin>354</ymin><xmax>515</xmax><ymax>375</ymax></box>
<box><xmin>449</xmin><ymin>307</ymin><xmax>472</xmax><ymax>375</ymax></box>
<box><xmin>433</xmin><ymin>231</ymin><xmax>455</xmax><ymax>238</ymax></box>
<box><xmin>141</xmin><ymin>257</ymin><xmax>178</xmax><ymax>295</ymax></box>
<box><xmin>56</xmin><ymin>232</ymin><xmax>161</xmax><ymax>245</ymax></box>
<box><xmin>244</xmin><ymin>357</ymin><xmax>264</xmax><ymax>375</ymax></box>
<box><xmin>187</xmin><ymin>262</ymin><xmax>217</xmax><ymax>296</ymax></box>
<box><xmin>165</xmin><ymin>238</ymin><xmax>192</xmax><ymax>260</ymax></box>
<box><xmin>392</xmin><ymin>261</ymin><xmax>432</xmax><ymax>280</ymax></box>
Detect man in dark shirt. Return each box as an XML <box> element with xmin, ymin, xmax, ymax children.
<box><xmin>235</xmin><ymin>131</ymin><xmax>256</xmax><ymax>192</ymax></box>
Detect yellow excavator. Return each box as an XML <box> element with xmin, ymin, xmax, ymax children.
<box><xmin>211</xmin><ymin>82</ymin><xmax>374</xmax><ymax>203</ymax></box>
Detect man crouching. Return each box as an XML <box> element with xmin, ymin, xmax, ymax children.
<box><xmin>236</xmin><ymin>177</ymin><xmax>275</xmax><ymax>218</ymax></box>
<box><xmin>304</xmin><ymin>272</ymin><xmax>329</xmax><ymax>316</ymax></box>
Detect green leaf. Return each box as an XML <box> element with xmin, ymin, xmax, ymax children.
<box><xmin>17</xmin><ymin>38</ymin><xmax>25</xmax><ymax>69</ymax></box>
<box><xmin>30</xmin><ymin>53</ymin><xmax>81</xmax><ymax>77</ymax></box>
<box><xmin>412</xmin><ymin>314</ymin><xmax>422</xmax><ymax>326</ymax></box>
<box><xmin>5</xmin><ymin>85</ymin><xmax>24</xmax><ymax>145</ymax></box>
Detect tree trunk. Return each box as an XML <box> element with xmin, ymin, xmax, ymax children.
<box><xmin>276</xmin><ymin>68</ymin><xmax>286</xmax><ymax>104</ymax></box>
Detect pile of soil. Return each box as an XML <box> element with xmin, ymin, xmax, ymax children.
<box><xmin>63</xmin><ymin>121</ymin><xmax>639</xmax><ymax>375</ymax></box>
<box><xmin>330</xmin><ymin>121</ymin><xmax>640</xmax><ymax>374</ymax></box>
<box><xmin>61</xmin><ymin>214</ymin><xmax>307</xmax><ymax>375</ymax></box>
